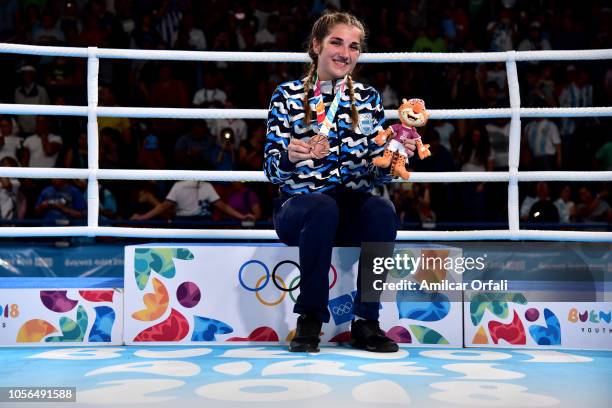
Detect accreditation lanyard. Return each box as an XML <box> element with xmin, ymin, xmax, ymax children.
<box><xmin>312</xmin><ymin>74</ymin><xmax>347</xmax><ymax>137</ymax></box>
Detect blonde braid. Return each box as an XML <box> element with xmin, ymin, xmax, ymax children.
<box><xmin>346</xmin><ymin>75</ymin><xmax>359</xmax><ymax>130</ymax></box>
<box><xmin>302</xmin><ymin>63</ymin><xmax>317</xmax><ymax>129</ymax></box>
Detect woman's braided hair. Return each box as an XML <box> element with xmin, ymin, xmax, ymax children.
<box><xmin>303</xmin><ymin>11</ymin><xmax>366</xmax><ymax>130</ymax></box>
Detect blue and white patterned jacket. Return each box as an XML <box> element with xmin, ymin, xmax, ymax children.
<box><xmin>264</xmin><ymin>78</ymin><xmax>392</xmax><ymax>196</ymax></box>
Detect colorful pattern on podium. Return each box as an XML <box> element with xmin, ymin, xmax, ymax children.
<box><xmin>123</xmin><ymin>244</ymin><xmax>464</xmax><ymax>346</ymax></box>
<box><xmin>465</xmin><ymin>293</ymin><xmax>611</xmax><ymax>349</ymax></box>
<box><xmin>1</xmin><ymin>288</ymin><xmax>123</xmax><ymax>345</ymax></box>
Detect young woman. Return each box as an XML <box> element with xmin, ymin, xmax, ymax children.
<box><xmin>264</xmin><ymin>11</ymin><xmax>416</xmax><ymax>353</ymax></box>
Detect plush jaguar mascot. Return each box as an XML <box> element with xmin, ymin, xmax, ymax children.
<box><xmin>373</xmin><ymin>98</ymin><xmax>431</xmax><ymax>180</ymax></box>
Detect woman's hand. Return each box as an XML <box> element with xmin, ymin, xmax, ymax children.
<box><xmin>287</xmin><ymin>138</ymin><xmax>313</xmax><ymax>163</ymax></box>
<box><xmin>403</xmin><ymin>138</ymin><xmax>417</xmax><ymax>158</ymax></box>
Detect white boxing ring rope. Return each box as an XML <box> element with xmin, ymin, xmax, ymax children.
<box><xmin>0</xmin><ymin>43</ymin><xmax>610</xmax><ymax>241</ymax></box>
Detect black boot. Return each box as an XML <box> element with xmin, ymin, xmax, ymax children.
<box><xmin>289</xmin><ymin>314</ymin><xmax>322</xmax><ymax>352</ymax></box>
<box><xmin>350</xmin><ymin>319</ymin><xmax>399</xmax><ymax>352</ymax></box>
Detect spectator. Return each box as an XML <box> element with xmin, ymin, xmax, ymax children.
<box><xmin>576</xmin><ymin>186</ymin><xmax>612</xmax><ymax>223</ymax></box>
<box><xmin>235</xmin><ymin>10</ymin><xmax>257</xmax><ymax>51</ymax></box>
<box><xmin>63</xmin><ymin>130</ymin><xmax>88</xmax><ymax>168</ymax></box>
<box><xmin>393</xmin><ymin>10</ymin><xmax>417</xmax><ymax>47</ymax></box>
<box><xmin>59</xmin><ymin>1</ymin><xmax>83</xmax><ymax>37</ymax></box>
<box><xmin>137</xmin><ymin>133</ymin><xmax>166</xmax><ymax>170</ymax></box>
<box><xmin>32</xmin><ymin>13</ymin><xmax>65</xmax><ymax>45</ymax></box>
<box><xmin>79</xmin><ymin>9</ymin><xmax>109</xmax><ymax>46</ymax></box>
<box><xmin>412</xmin><ymin>24</ymin><xmax>446</xmax><ymax>52</ymax></box>
<box><xmin>397</xmin><ymin>183</ymin><xmax>436</xmax><ymax>225</ymax></box>
<box><xmin>99</xmin><ymin>127</ymin><xmax>121</xmax><ymax>169</ymax></box>
<box><xmin>520</xmin><ymin>181</ymin><xmax>558</xmax><ymax>222</ymax></box>
<box><xmin>126</xmin><ymin>182</ymin><xmax>163</xmax><ymax>220</ymax></box>
<box><xmin>0</xmin><ymin>0</ymin><xmax>19</xmax><ymax>42</ymax></box>
<box><xmin>255</xmin><ymin>14</ymin><xmax>279</xmax><ymax>50</ymax></box>
<box><xmin>192</xmin><ymin>72</ymin><xmax>227</xmax><ymax>107</ymax></box>
<box><xmin>522</xmin><ymin>67</ymin><xmax>545</xmax><ymax>108</ymax></box>
<box><xmin>222</xmin><ymin>182</ymin><xmax>262</xmax><ymax>221</ymax></box>
<box><xmin>558</xmin><ymin>66</ymin><xmax>594</xmax><ymax>168</ymax></box>
<box><xmin>156</xmin><ymin>0</ymin><xmax>185</xmax><ymax>48</ymax></box>
<box><xmin>98</xmin><ymin>183</ymin><xmax>118</xmax><ymax>222</ymax></box>
<box><xmin>485</xmin><ymin>118</ymin><xmax>510</xmax><ymax>170</ymax></box>
<box><xmin>22</xmin><ymin>116</ymin><xmax>63</xmax><ymax>168</ymax></box>
<box><xmin>517</xmin><ymin>22</ymin><xmax>551</xmax><ymax>51</ymax></box>
<box><xmin>148</xmin><ymin>64</ymin><xmax>189</xmax><ymax>138</ymax></box>
<box><xmin>0</xmin><ymin>157</ymin><xmax>21</xmax><ymax>221</ymax></box>
<box><xmin>46</xmin><ymin>56</ymin><xmax>84</xmax><ymax>100</ymax></box>
<box><xmin>372</xmin><ymin>71</ymin><xmax>399</xmax><ymax>109</ymax></box>
<box><xmin>113</xmin><ymin>0</ymin><xmax>135</xmax><ymax>46</ymax></box>
<box><xmin>432</xmin><ymin>119</ymin><xmax>456</xmax><ymax>154</ymax></box>
<box><xmin>524</xmin><ymin>117</ymin><xmax>561</xmax><ymax>170</ymax></box>
<box><xmin>130</xmin><ymin>181</ymin><xmax>254</xmax><ymax>223</ymax></box>
<box><xmin>52</xmin><ymin>96</ymin><xmax>83</xmax><ymax>143</ymax></box>
<box><xmin>207</xmin><ymin>102</ymin><xmax>248</xmax><ymax>149</ymax></box>
<box><xmin>131</xmin><ymin>12</ymin><xmax>163</xmax><ymax>49</ymax></box>
<box><xmin>14</xmin><ymin>65</ymin><xmax>50</xmax><ymax>135</ymax></box>
<box><xmin>534</xmin><ymin>65</ymin><xmax>556</xmax><ymax>107</ymax></box>
<box><xmin>552</xmin><ymin>13</ymin><xmax>587</xmax><ymax>50</ymax></box>
<box><xmin>34</xmin><ymin>179</ymin><xmax>86</xmax><ymax>224</ymax></box>
<box><xmin>0</xmin><ymin>116</ymin><xmax>22</xmax><ymax>164</ymax></box>
<box><xmin>414</xmin><ymin>130</ymin><xmax>456</xmax><ymax>173</ymax></box>
<box><xmin>405</xmin><ymin>0</ymin><xmax>426</xmax><ymax>33</ymax></box>
<box><xmin>482</xmin><ymin>62</ymin><xmax>507</xmax><ymax>98</ymax></box>
<box><xmin>395</xmin><ymin>183</ymin><xmax>417</xmax><ymax>224</ymax></box>
<box><xmin>486</xmin><ymin>7</ymin><xmax>517</xmax><ymax>51</ymax></box>
<box><xmin>554</xmin><ymin>185</ymin><xmax>576</xmax><ymax>224</ymax></box>
<box><xmin>482</xmin><ymin>81</ymin><xmax>503</xmax><ymax>109</ymax></box>
<box><xmin>98</xmin><ymin>85</ymin><xmax>133</xmax><ymax>150</ymax></box>
<box><xmin>211</xmin><ymin>30</ymin><xmax>236</xmax><ymax>59</ymax></box>
<box><xmin>174</xmin><ymin>120</ymin><xmax>213</xmax><ymax>170</ymax></box>
<box><xmin>460</xmin><ymin>125</ymin><xmax>494</xmax><ymax>172</ymax></box>
<box><xmin>238</xmin><ymin>123</ymin><xmax>265</xmax><ymax>171</ymax></box>
<box><xmin>452</xmin><ymin>66</ymin><xmax>482</xmax><ymax>108</ymax></box>
<box><xmin>210</xmin><ymin>127</ymin><xmax>237</xmax><ymax>171</ymax></box>
<box><xmin>174</xmin><ymin>13</ymin><xmax>207</xmax><ymax>50</ymax></box>
<box><xmin>459</xmin><ymin>125</ymin><xmax>494</xmax><ymax>220</ymax></box>
<box><xmin>416</xmin><ymin>184</ymin><xmax>436</xmax><ymax>225</ymax></box>
<box><xmin>23</xmin><ymin>4</ymin><xmax>41</xmax><ymax>39</ymax></box>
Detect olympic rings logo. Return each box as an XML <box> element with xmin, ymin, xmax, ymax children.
<box><xmin>331</xmin><ymin>301</ymin><xmax>353</xmax><ymax>316</ymax></box>
<box><xmin>238</xmin><ymin>260</ymin><xmax>338</xmax><ymax>306</ymax></box>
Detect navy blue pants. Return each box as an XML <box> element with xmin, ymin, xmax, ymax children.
<box><xmin>273</xmin><ymin>190</ymin><xmax>398</xmax><ymax>323</ymax></box>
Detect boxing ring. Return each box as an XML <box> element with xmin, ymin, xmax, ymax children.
<box><xmin>0</xmin><ymin>43</ymin><xmax>611</xmax><ymax>240</ymax></box>
<box><xmin>0</xmin><ymin>43</ymin><xmax>611</xmax><ymax>407</ymax></box>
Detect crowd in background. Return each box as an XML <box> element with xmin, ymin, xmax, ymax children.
<box><xmin>0</xmin><ymin>0</ymin><xmax>610</xmax><ymax>230</ymax></box>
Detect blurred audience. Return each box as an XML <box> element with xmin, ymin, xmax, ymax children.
<box><xmin>0</xmin><ymin>0</ymin><xmax>609</xmax><ymax>231</ymax></box>
<box><xmin>22</xmin><ymin>116</ymin><xmax>62</xmax><ymax>168</ymax></box>
<box><xmin>34</xmin><ymin>178</ymin><xmax>85</xmax><ymax>224</ymax></box>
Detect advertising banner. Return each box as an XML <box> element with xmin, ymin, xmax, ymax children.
<box><xmin>464</xmin><ymin>295</ymin><xmax>612</xmax><ymax>350</ymax></box>
<box><xmin>461</xmin><ymin>242</ymin><xmax>612</xmax><ymax>350</ymax></box>
<box><xmin>0</xmin><ymin>288</ymin><xmax>123</xmax><ymax>346</ymax></box>
<box><xmin>0</xmin><ymin>245</ymin><xmax>123</xmax><ymax>278</ymax></box>
<box><xmin>124</xmin><ymin>244</ymin><xmax>463</xmax><ymax>346</ymax></box>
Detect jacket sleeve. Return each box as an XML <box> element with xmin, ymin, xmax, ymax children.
<box><xmin>263</xmin><ymin>85</ymin><xmax>296</xmax><ymax>184</ymax></box>
<box><xmin>367</xmin><ymin>90</ymin><xmax>394</xmax><ymax>186</ymax></box>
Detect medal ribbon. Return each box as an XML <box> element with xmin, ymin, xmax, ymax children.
<box><xmin>312</xmin><ymin>74</ymin><xmax>347</xmax><ymax>137</ymax></box>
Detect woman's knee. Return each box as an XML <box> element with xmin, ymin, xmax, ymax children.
<box><xmin>361</xmin><ymin>196</ymin><xmax>398</xmax><ymax>240</ymax></box>
<box><xmin>362</xmin><ymin>196</ymin><xmax>397</xmax><ymax>222</ymax></box>
<box><xmin>275</xmin><ymin>194</ymin><xmax>339</xmax><ymax>241</ymax></box>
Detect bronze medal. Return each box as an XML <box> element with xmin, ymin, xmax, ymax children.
<box><xmin>308</xmin><ymin>134</ymin><xmax>330</xmax><ymax>159</ymax></box>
